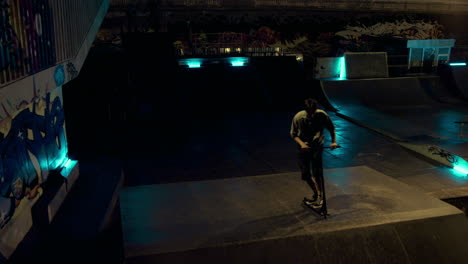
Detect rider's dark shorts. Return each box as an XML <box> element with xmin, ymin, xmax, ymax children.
<box><xmin>297</xmin><ymin>147</ymin><xmax>323</xmax><ymax>181</ymax></box>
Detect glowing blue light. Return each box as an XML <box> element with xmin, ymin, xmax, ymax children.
<box><xmin>339</xmin><ymin>57</ymin><xmax>346</xmax><ymax>80</ymax></box>
<box><xmin>179</xmin><ymin>58</ymin><xmax>203</xmax><ymax>68</ymax></box>
<box><xmin>54</xmin><ymin>155</ymin><xmax>68</xmax><ymax>170</ymax></box>
<box><xmin>60</xmin><ymin>159</ymin><xmax>78</xmax><ymax>178</ymax></box>
<box><xmin>231</xmin><ymin>61</ymin><xmax>245</xmax><ymax>67</ymax></box>
<box><xmin>229</xmin><ymin>57</ymin><xmax>248</xmax><ymax>67</ymax></box>
<box><xmin>449</xmin><ymin>62</ymin><xmax>467</xmax><ymax>66</ymax></box>
<box><xmin>454</xmin><ymin>165</ymin><xmax>468</xmax><ymax>175</ymax></box>
<box><xmin>54</xmin><ymin>154</ymin><xmax>74</xmax><ymax>171</ymax></box>
<box><xmin>187</xmin><ymin>62</ymin><xmax>201</xmax><ymax>68</ymax></box>
<box><xmin>63</xmin><ymin>158</ymin><xmax>72</xmax><ymax>169</ymax></box>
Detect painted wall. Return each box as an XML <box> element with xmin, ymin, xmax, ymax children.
<box><xmin>173</xmin><ymin>16</ymin><xmax>448</xmax><ymax>56</ymax></box>
<box><xmin>0</xmin><ymin>85</ymin><xmax>66</xmax><ymax>257</ymax></box>
<box><xmin>0</xmin><ymin>0</ymin><xmax>110</xmax><ymax>259</ymax></box>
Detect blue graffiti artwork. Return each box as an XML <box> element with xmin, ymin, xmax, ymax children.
<box><xmin>54</xmin><ymin>65</ymin><xmax>65</xmax><ymax>87</ymax></box>
<box><xmin>0</xmin><ymin>197</ymin><xmax>13</xmax><ymax>229</ymax></box>
<box><xmin>66</xmin><ymin>62</ymin><xmax>78</xmax><ymax>80</ymax></box>
<box><xmin>0</xmin><ymin>93</ymin><xmax>67</xmax><ymax>229</ymax></box>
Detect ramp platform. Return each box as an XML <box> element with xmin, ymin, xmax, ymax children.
<box><xmin>120</xmin><ymin>166</ymin><xmax>465</xmax><ymax>263</ymax></box>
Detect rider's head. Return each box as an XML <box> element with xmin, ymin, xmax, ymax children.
<box><xmin>304</xmin><ymin>98</ymin><xmax>318</xmax><ymax>118</ymax></box>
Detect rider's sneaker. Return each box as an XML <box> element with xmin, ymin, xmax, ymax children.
<box><xmin>312</xmin><ymin>196</ymin><xmax>323</xmax><ymax>208</ymax></box>
<box><xmin>304</xmin><ymin>193</ymin><xmax>318</xmax><ymax>206</ymax></box>
<box><xmin>310</xmin><ymin>193</ymin><xmax>318</xmax><ymax>202</ymax></box>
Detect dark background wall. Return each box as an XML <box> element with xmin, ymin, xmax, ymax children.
<box><xmin>63</xmin><ymin>32</ymin><xmax>309</xmax><ymax>159</ymax></box>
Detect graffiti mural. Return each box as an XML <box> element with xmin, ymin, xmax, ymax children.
<box><xmin>173</xmin><ymin>13</ymin><xmax>451</xmax><ymax>59</ymax></box>
<box><xmin>66</xmin><ymin>62</ymin><xmax>78</xmax><ymax>81</ymax></box>
<box><xmin>428</xmin><ymin>145</ymin><xmax>458</xmax><ymax>164</ymax></box>
<box><xmin>0</xmin><ymin>86</ymin><xmax>67</xmax><ymax>229</ymax></box>
<box><xmin>54</xmin><ymin>65</ymin><xmax>65</xmax><ymax>87</ymax></box>
<box><xmin>0</xmin><ymin>0</ymin><xmax>56</xmax><ymax>84</ymax></box>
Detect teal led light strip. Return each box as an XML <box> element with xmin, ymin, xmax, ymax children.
<box><xmin>339</xmin><ymin>57</ymin><xmax>346</xmax><ymax>80</ymax></box>
<box><xmin>454</xmin><ymin>165</ymin><xmax>468</xmax><ymax>175</ymax></box>
<box><xmin>229</xmin><ymin>57</ymin><xmax>248</xmax><ymax>67</ymax></box>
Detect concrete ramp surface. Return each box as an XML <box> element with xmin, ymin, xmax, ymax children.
<box><xmin>439</xmin><ymin>64</ymin><xmax>468</xmax><ymax>101</ymax></box>
<box><xmin>322</xmin><ymin>76</ymin><xmax>456</xmax><ymax>110</ymax></box>
<box><xmin>320</xmin><ymin>76</ymin><xmax>468</xmax><ymax>141</ymax></box>
<box><xmin>119</xmin><ymin>166</ymin><xmax>465</xmax><ymax>263</ymax></box>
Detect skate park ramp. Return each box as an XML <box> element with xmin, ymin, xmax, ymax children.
<box><xmin>439</xmin><ymin>63</ymin><xmax>468</xmax><ymax>101</ymax></box>
<box><xmin>320</xmin><ymin>76</ymin><xmax>468</xmax><ymax>141</ymax></box>
<box><xmin>119</xmin><ymin>166</ymin><xmax>468</xmax><ymax>264</ymax></box>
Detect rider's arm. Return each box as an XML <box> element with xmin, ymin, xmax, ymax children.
<box><xmin>291</xmin><ymin>114</ymin><xmax>308</xmax><ymax>148</ymax></box>
<box><xmin>294</xmin><ymin>137</ymin><xmax>308</xmax><ymax>148</ymax></box>
<box><xmin>323</xmin><ymin>112</ymin><xmax>337</xmax><ymax>144</ymax></box>
<box><xmin>330</xmin><ymin>129</ymin><xmax>337</xmax><ymax>144</ymax></box>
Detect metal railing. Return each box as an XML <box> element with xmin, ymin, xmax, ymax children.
<box><xmin>176</xmin><ymin>0</ymin><xmax>223</xmax><ymax>6</ymax></box>
<box><xmin>111</xmin><ymin>0</ymin><xmax>152</xmax><ymax>7</ymax></box>
<box><xmin>253</xmin><ymin>0</ymin><xmax>468</xmax><ymax>6</ymax></box>
<box><xmin>107</xmin><ymin>0</ymin><xmax>468</xmax><ymax>8</ymax></box>
<box><xmin>110</xmin><ymin>0</ymin><xmax>225</xmax><ymax>7</ymax></box>
<box><xmin>0</xmin><ymin>0</ymin><xmax>106</xmax><ymax>87</ymax></box>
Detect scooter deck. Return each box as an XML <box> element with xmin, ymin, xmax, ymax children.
<box><xmin>303</xmin><ymin>197</ymin><xmax>329</xmax><ymax>219</ymax></box>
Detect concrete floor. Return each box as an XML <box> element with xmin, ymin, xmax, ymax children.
<box><xmin>13</xmin><ymin>101</ymin><xmax>467</xmax><ymax>264</ymax></box>
<box><xmin>118</xmin><ymin>108</ymin><xmax>468</xmax><ymax>263</ymax></box>
<box><xmin>120</xmin><ymin>166</ymin><xmax>462</xmax><ymax>261</ymax></box>
<box><xmin>122</xmin><ymin>110</ymin><xmax>468</xmax><ymax>197</ymax></box>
